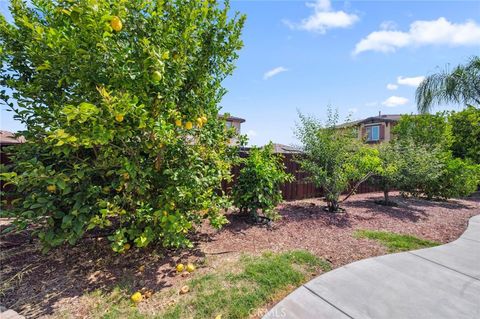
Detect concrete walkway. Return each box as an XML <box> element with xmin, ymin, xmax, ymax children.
<box><xmin>264</xmin><ymin>215</ymin><xmax>480</xmax><ymax>319</ymax></box>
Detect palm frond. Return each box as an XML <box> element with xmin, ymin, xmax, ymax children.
<box><xmin>416</xmin><ymin>56</ymin><xmax>480</xmax><ymax>114</ymax></box>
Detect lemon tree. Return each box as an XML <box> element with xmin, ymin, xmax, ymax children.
<box><xmin>0</xmin><ymin>0</ymin><xmax>245</xmax><ymax>252</ymax></box>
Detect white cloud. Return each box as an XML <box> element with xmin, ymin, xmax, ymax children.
<box><xmin>397</xmin><ymin>75</ymin><xmax>425</xmax><ymax>87</ymax></box>
<box><xmin>386</xmin><ymin>83</ymin><xmax>398</xmax><ymax>90</ymax></box>
<box><xmin>354</xmin><ymin>17</ymin><xmax>480</xmax><ymax>55</ymax></box>
<box><xmin>284</xmin><ymin>0</ymin><xmax>359</xmax><ymax>34</ymax></box>
<box><xmin>246</xmin><ymin>130</ymin><xmax>257</xmax><ymax>138</ymax></box>
<box><xmin>263</xmin><ymin>66</ymin><xmax>288</xmax><ymax>80</ymax></box>
<box><xmin>382</xmin><ymin>96</ymin><xmax>409</xmax><ymax>107</ymax></box>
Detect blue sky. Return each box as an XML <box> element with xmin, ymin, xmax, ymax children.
<box><xmin>1</xmin><ymin>1</ymin><xmax>480</xmax><ymax>146</ymax></box>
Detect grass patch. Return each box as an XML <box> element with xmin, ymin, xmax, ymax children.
<box><xmin>354</xmin><ymin>229</ymin><xmax>440</xmax><ymax>253</ymax></box>
<box><xmin>163</xmin><ymin>250</ymin><xmax>331</xmax><ymax>319</ymax></box>
<box><xmin>56</xmin><ymin>250</ymin><xmax>330</xmax><ymax>319</ymax></box>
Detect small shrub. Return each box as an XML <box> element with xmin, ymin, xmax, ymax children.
<box><xmin>232</xmin><ymin>143</ymin><xmax>293</xmax><ymax>221</ymax></box>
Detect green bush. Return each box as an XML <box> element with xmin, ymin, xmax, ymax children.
<box><xmin>449</xmin><ymin>105</ymin><xmax>480</xmax><ymax>164</ymax></box>
<box><xmin>393</xmin><ymin>114</ymin><xmax>479</xmax><ymax>200</ymax></box>
<box><xmin>0</xmin><ymin>0</ymin><xmax>245</xmax><ymax>252</ymax></box>
<box><xmin>232</xmin><ymin>143</ymin><xmax>293</xmax><ymax>221</ymax></box>
<box><xmin>423</xmin><ymin>155</ymin><xmax>480</xmax><ymax>200</ymax></box>
<box><xmin>395</xmin><ymin>140</ymin><xmax>443</xmax><ymax>198</ymax></box>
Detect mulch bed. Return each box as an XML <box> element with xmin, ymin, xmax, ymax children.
<box><xmin>1</xmin><ymin>192</ymin><xmax>479</xmax><ymax>318</ymax></box>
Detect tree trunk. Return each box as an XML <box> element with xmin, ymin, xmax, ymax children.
<box><xmin>327</xmin><ymin>200</ymin><xmax>340</xmax><ymax>212</ymax></box>
<box><xmin>384</xmin><ymin>189</ymin><xmax>389</xmax><ymax>204</ymax></box>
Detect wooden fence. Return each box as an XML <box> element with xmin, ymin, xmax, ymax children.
<box><xmin>222</xmin><ymin>153</ymin><xmax>383</xmax><ymax>201</ymax></box>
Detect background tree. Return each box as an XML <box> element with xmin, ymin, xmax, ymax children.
<box><xmin>374</xmin><ymin>143</ymin><xmax>400</xmax><ymax>206</ymax></box>
<box><xmin>416</xmin><ymin>56</ymin><xmax>480</xmax><ymax>114</ymax></box>
<box><xmin>449</xmin><ymin>105</ymin><xmax>480</xmax><ymax>164</ymax></box>
<box><xmin>393</xmin><ymin>114</ymin><xmax>480</xmax><ymax>200</ymax></box>
<box><xmin>394</xmin><ymin>140</ymin><xmax>443</xmax><ymax>199</ymax></box>
<box><xmin>392</xmin><ymin>113</ymin><xmax>452</xmax><ymax>151</ymax></box>
<box><xmin>232</xmin><ymin>143</ymin><xmax>293</xmax><ymax>222</ymax></box>
<box><xmin>0</xmin><ymin>0</ymin><xmax>245</xmax><ymax>252</ymax></box>
<box><xmin>295</xmin><ymin>109</ymin><xmax>380</xmax><ymax>212</ymax></box>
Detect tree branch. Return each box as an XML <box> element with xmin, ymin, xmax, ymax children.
<box><xmin>341</xmin><ymin>172</ymin><xmax>373</xmax><ymax>203</ymax></box>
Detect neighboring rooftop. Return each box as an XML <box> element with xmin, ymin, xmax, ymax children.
<box><xmin>271</xmin><ymin>143</ymin><xmax>302</xmax><ymax>154</ymax></box>
<box><xmin>223</xmin><ymin>115</ymin><xmax>246</xmax><ymax>123</ymax></box>
<box><xmin>337</xmin><ymin>114</ymin><xmax>403</xmax><ymax>128</ymax></box>
<box><xmin>0</xmin><ymin>131</ymin><xmax>25</xmax><ymax>145</ymax></box>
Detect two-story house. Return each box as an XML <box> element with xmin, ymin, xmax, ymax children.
<box><xmin>339</xmin><ymin>113</ymin><xmax>402</xmax><ymax>144</ymax></box>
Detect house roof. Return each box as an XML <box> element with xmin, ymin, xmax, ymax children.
<box><xmin>224</xmin><ymin>115</ymin><xmax>246</xmax><ymax>123</ymax></box>
<box><xmin>0</xmin><ymin>131</ymin><xmax>25</xmax><ymax>145</ymax></box>
<box><xmin>271</xmin><ymin>143</ymin><xmax>302</xmax><ymax>154</ymax></box>
<box><xmin>337</xmin><ymin>114</ymin><xmax>403</xmax><ymax>128</ymax></box>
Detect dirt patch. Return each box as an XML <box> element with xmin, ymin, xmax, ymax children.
<box><xmin>1</xmin><ymin>192</ymin><xmax>479</xmax><ymax>318</ymax></box>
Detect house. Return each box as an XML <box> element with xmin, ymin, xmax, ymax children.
<box><xmin>223</xmin><ymin>115</ymin><xmax>245</xmax><ymax>135</ymax></box>
<box><xmin>339</xmin><ymin>113</ymin><xmax>402</xmax><ymax>143</ymax></box>
<box><xmin>0</xmin><ymin>130</ymin><xmax>25</xmax><ymax>146</ymax></box>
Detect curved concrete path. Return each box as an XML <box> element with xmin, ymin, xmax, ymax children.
<box><xmin>264</xmin><ymin>215</ymin><xmax>480</xmax><ymax>319</ymax></box>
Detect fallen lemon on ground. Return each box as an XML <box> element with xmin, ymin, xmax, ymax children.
<box><xmin>131</xmin><ymin>291</ymin><xmax>143</xmax><ymax>303</ymax></box>
<box><xmin>47</xmin><ymin>185</ymin><xmax>56</xmax><ymax>193</ymax></box>
<box><xmin>186</xmin><ymin>263</ymin><xmax>195</xmax><ymax>273</ymax></box>
<box><xmin>180</xmin><ymin>285</ymin><xmax>189</xmax><ymax>294</ymax></box>
<box><xmin>184</xmin><ymin>121</ymin><xmax>193</xmax><ymax>130</ymax></box>
<box><xmin>110</xmin><ymin>16</ymin><xmax>122</xmax><ymax>32</ymax></box>
<box><xmin>115</xmin><ymin>114</ymin><xmax>124</xmax><ymax>122</ymax></box>
<box><xmin>176</xmin><ymin>263</ymin><xmax>184</xmax><ymax>272</ymax></box>
<box><xmin>123</xmin><ymin>243</ymin><xmax>131</xmax><ymax>251</ymax></box>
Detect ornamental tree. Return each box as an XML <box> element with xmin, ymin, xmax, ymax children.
<box><xmin>232</xmin><ymin>143</ymin><xmax>293</xmax><ymax>222</ymax></box>
<box><xmin>374</xmin><ymin>142</ymin><xmax>400</xmax><ymax>206</ymax></box>
<box><xmin>295</xmin><ymin>110</ymin><xmax>380</xmax><ymax>212</ymax></box>
<box><xmin>0</xmin><ymin>0</ymin><xmax>245</xmax><ymax>252</ymax></box>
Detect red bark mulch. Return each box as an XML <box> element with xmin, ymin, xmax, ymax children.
<box><xmin>1</xmin><ymin>192</ymin><xmax>478</xmax><ymax>318</ymax></box>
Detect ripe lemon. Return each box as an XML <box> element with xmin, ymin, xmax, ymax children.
<box><xmin>176</xmin><ymin>263</ymin><xmax>184</xmax><ymax>272</ymax></box>
<box><xmin>184</xmin><ymin>121</ymin><xmax>193</xmax><ymax>130</ymax></box>
<box><xmin>115</xmin><ymin>114</ymin><xmax>124</xmax><ymax>122</ymax></box>
<box><xmin>175</xmin><ymin>119</ymin><xmax>182</xmax><ymax>127</ymax></box>
<box><xmin>201</xmin><ymin>116</ymin><xmax>207</xmax><ymax>124</ymax></box>
<box><xmin>110</xmin><ymin>16</ymin><xmax>122</xmax><ymax>32</ymax></box>
<box><xmin>162</xmin><ymin>211</ymin><xmax>168</xmax><ymax>216</ymax></box>
<box><xmin>131</xmin><ymin>291</ymin><xmax>143</xmax><ymax>303</ymax></box>
<box><xmin>151</xmin><ymin>70</ymin><xmax>162</xmax><ymax>83</ymax></box>
<box><xmin>196</xmin><ymin>117</ymin><xmax>203</xmax><ymax>127</ymax></box>
<box><xmin>186</xmin><ymin>263</ymin><xmax>195</xmax><ymax>273</ymax></box>
<box><xmin>123</xmin><ymin>243</ymin><xmax>131</xmax><ymax>250</ymax></box>
<box><xmin>47</xmin><ymin>185</ymin><xmax>56</xmax><ymax>193</ymax></box>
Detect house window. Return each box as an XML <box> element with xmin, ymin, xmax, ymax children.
<box><xmin>366</xmin><ymin>125</ymin><xmax>380</xmax><ymax>141</ymax></box>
